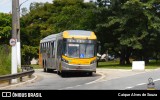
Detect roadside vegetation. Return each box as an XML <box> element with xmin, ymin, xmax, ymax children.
<box><xmin>98</xmin><ymin>60</ymin><xmax>160</xmax><ymax>69</ymax></box>
<box><xmin>30</xmin><ymin>64</ymin><xmax>42</xmax><ymax>69</ymax></box>
<box><xmin>0</xmin><ymin>45</ymin><xmax>11</xmax><ymax>75</ymax></box>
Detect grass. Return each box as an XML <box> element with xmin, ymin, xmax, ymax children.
<box><xmin>98</xmin><ymin>60</ymin><xmax>160</xmax><ymax>69</ymax></box>
<box><xmin>30</xmin><ymin>64</ymin><xmax>42</xmax><ymax>69</ymax></box>
<box><xmin>0</xmin><ymin>45</ymin><xmax>11</xmax><ymax>75</ymax></box>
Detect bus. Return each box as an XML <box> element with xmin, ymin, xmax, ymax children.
<box><xmin>39</xmin><ymin>30</ymin><xmax>97</xmax><ymax>76</ymax></box>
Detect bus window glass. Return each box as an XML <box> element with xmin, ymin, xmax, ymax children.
<box><xmin>52</xmin><ymin>42</ymin><xmax>54</xmax><ymax>56</ymax></box>
<box><xmin>44</xmin><ymin>43</ymin><xmax>46</xmax><ymax>49</ymax></box>
<box><xmin>49</xmin><ymin>42</ymin><xmax>51</xmax><ymax>48</ymax></box>
<box><xmin>68</xmin><ymin>44</ymin><xmax>79</xmax><ymax>58</ymax></box>
<box><xmin>63</xmin><ymin>42</ymin><xmax>67</xmax><ymax>56</ymax></box>
<box><xmin>47</xmin><ymin>42</ymin><xmax>48</xmax><ymax>48</ymax></box>
<box><xmin>80</xmin><ymin>44</ymin><xmax>94</xmax><ymax>58</ymax></box>
<box><xmin>86</xmin><ymin>44</ymin><xmax>94</xmax><ymax>58</ymax></box>
<box><xmin>65</xmin><ymin>43</ymin><xmax>95</xmax><ymax>58</ymax></box>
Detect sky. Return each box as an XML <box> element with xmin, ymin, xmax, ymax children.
<box><xmin>0</xmin><ymin>0</ymin><xmax>91</xmax><ymax>13</ymax></box>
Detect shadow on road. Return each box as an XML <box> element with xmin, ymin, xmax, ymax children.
<box><xmin>40</xmin><ymin>70</ymin><xmax>100</xmax><ymax>78</ymax></box>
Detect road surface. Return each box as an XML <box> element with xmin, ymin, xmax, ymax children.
<box><xmin>6</xmin><ymin>68</ymin><xmax>160</xmax><ymax>90</ymax></box>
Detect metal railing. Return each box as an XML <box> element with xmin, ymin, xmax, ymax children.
<box><xmin>0</xmin><ymin>66</ymin><xmax>34</xmax><ymax>84</ymax></box>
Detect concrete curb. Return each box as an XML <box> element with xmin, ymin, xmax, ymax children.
<box><xmin>0</xmin><ymin>74</ymin><xmax>37</xmax><ymax>89</ymax></box>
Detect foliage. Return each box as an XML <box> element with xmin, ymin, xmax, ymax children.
<box><xmin>0</xmin><ymin>45</ymin><xmax>11</xmax><ymax>75</ymax></box>
<box><xmin>0</xmin><ymin>13</ymin><xmax>12</xmax><ymax>44</ymax></box>
<box><xmin>95</xmin><ymin>0</ymin><xmax>160</xmax><ymax>64</ymax></box>
<box><xmin>21</xmin><ymin>45</ymin><xmax>39</xmax><ymax>65</ymax></box>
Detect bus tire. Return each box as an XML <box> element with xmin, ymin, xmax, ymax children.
<box><xmin>57</xmin><ymin>71</ymin><xmax>61</xmax><ymax>75</ymax></box>
<box><xmin>44</xmin><ymin>60</ymin><xmax>48</xmax><ymax>72</ymax></box>
<box><xmin>88</xmin><ymin>72</ymin><xmax>93</xmax><ymax>76</ymax></box>
<box><xmin>44</xmin><ymin>68</ymin><xmax>46</xmax><ymax>72</ymax></box>
<box><xmin>43</xmin><ymin>60</ymin><xmax>46</xmax><ymax>72</ymax></box>
<box><xmin>61</xmin><ymin>72</ymin><xmax>66</xmax><ymax>77</ymax></box>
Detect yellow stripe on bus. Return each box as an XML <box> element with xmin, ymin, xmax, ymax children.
<box><xmin>62</xmin><ymin>55</ymin><xmax>96</xmax><ymax>65</ymax></box>
<box><xmin>63</xmin><ymin>31</ymin><xmax>96</xmax><ymax>40</ymax></box>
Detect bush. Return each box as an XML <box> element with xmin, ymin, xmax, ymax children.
<box><xmin>0</xmin><ymin>45</ymin><xmax>11</xmax><ymax>75</ymax></box>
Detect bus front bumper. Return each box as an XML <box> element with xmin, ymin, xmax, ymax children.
<box><xmin>61</xmin><ymin>62</ymin><xmax>96</xmax><ymax>72</ymax></box>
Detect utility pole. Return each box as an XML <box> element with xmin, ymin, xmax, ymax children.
<box><xmin>16</xmin><ymin>0</ymin><xmax>21</xmax><ymax>68</ymax></box>
<box><xmin>11</xmin><ymin>0</ymin><xmax>18</xmax><ymax>83</ymax></box>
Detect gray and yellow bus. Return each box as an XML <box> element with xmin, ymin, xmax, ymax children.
<box><xmin>39</xmin><ymin>30</ymin><xmax>97</xmax><ymax>76</ymax></box>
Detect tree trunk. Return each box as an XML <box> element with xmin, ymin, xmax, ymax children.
<box><xmin>144</xmin><ymin>56</ymin><xmax>149</xmax><ymax>64</ymax></box>
<box><xmin>125</xmin><ymin>47</ymin><xmax>131</xmax><ymax>64</ymax></box>
<box><xmin>120</xmin><ymin>48</ymin><xmax>125</xmax><ymax>65</ymax></box>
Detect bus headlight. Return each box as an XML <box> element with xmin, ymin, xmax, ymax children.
<box><xmin>90</xmin><ymin>60</ymin><xmax>96</xmax><ymax>64</ymax></box>
<box><xmin>62</xmin><ymin>58</ymin><xmax>69</xmax><ymax>63</ymax></box>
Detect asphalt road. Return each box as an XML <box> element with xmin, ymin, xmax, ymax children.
<box><xmin>10</xmin><ymin>69</ymin><xmax>101</xmax><ymax>90</ymax></box>
<box><xmin>7</xmin><ymin>68</ymin><xmax>160</xmax><ymax>90</ymax></box>
<box><xmin>66</xmin><ymin>69</ymin><xmax>160</xmax><ymax>90</ymax></box>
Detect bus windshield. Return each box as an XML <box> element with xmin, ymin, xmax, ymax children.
<box><xmin>64</xmin><ymin>43</ymin><xmax>95</xmax><ymax>58</ymax></box>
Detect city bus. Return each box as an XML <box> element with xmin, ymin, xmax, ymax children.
<box><xmin>39</xmin><ymin>30</ymin><xmax>97</xmax><ymax>76</ymax></box>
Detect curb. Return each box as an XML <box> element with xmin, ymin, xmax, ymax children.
<box><xmin>0</xmin><ymin>74</ymin><xmax>37</xmax><ymax>89</ymax></box>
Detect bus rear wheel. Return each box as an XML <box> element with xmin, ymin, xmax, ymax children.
<box><xmin>43</xmin><ymin>60</ymin><xmax>47</xmax><ymax>72</ymax></box>
<box><xmin>61</xmin><ymin>71</ymin><xmax>67</xmax><ymax>77</ymax></box>
<box><xmin>57</xmin><ymin>71</ymin><xmax>61</xmax><ymax>75</ymax></box>
<box><xmin>87</xmin><ymin>72</ymin><xmax>93</xmax><ymax>76</ymax></box>
<box><xmin>44</xmin><ymin>68</ymin><xmax>46</xmax><ymax>72</ymax></box>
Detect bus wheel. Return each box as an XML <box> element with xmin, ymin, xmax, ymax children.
<box><xmin>43</xmin><ymin>64</ymin><xmax>47</xmax><ymax>72</ymax></box>
<box><xmin>43</xmin><ymin>60</ymin><xmax>46</xmax><ymax>72</ymax></box>
<box><xmin>44</xmin><ymin>68</ymin><xmax>46</xmax><ymax>72</ymax></box>
<box><xmin>61</xmin><ymin>72</ymin><xmax>66</xmax><ymax>77</ymax></box>
<box><xmin>88</xmin><ymin>72</ymin><xmax>93</xmax><ymax>76</ymax></box>
<box><xmin>57</xmin><ymin>71</ymin><xmax>61</xmax><ymax>75</ymax></box>
<box><xmin>44</xmin><ymin>67</ymin><xmax>48</xmax><ymax>72</ymax></box>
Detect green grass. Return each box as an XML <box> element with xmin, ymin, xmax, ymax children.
<box><xmin>98</xmin><ymin>60</ymin><xmax>160</xmax><ymax>69</ymax></box>
<box><xmin>30</xmin><ymin>64</ymin><xmax>42</xmax><ymax>69</ymax></box>
<box><xmin>0</xmin><ymin>45</ymin><xmax>11</xmax><ymax>75</ymax></box>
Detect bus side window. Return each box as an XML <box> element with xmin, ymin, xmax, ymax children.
<box><xmin>45</xmin><ymin>42</ymin><xmax>47</xmax><ymax>50</ymax></box>
<box><xmin>52</xmin><ymin>41</ymin><xmax>55</xmax><ymax>57</ymax></box>
<box><xmin>45</xmin><ymin>43</ymin><xmax>47</xmax><ymax>52</ymax></box>
<box><xmin>44</xmin><ymin>43</ymin><xmax>46</xmax><ymax>51</ymax></box>
<box><xmin>48</xmin><ymin>42</ymin><xmax>51</xmax><ymax>57</ymax></box>
<box><xmin>48</xmin><ymin>42</ymin><xmax>50</xmax><ymax>49</ymax></box>
<box><xmin>47</xmin><ymin>42</ymin><xmax>48</xmax><ymax>49</ymax></box>
<box><xmin>57</xmin><ymin>39</ymin><xmax>63</xmax><ymax>58</ymax></box>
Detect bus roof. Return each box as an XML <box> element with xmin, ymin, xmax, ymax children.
<box><xmin>40</xmin><ymin>33</ymin><xmax>62</xmax><ymax>43</ymax></box>
<box><xmin>63</xmin><ymin>30</ymin><xmax>97</xmax><ymax>40</ymax></box>
<box><xmin>40</xmin><ymin>30</ymin><xmax>97</xmax><ymax>43</ymax></box>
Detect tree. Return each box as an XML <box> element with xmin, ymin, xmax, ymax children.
<box><xmin>95</xmin><ymin>0</ymin><xmax>160</xmax><ymax>64</ymax></box>
<box><xmin>21</xmin><ymin>7</ymin><xmax>28</xmax><ymax>16</ymax></box>
<box><xmin>0</xmin><ymin>13</ymin><xmax>12</xmax><ymax>44</ymax></box>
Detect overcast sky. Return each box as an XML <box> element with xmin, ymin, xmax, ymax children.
<box><xmin>0</xmin><ymin>0</ymin><xmax>92</xmax><ymax>13</ymax></box>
